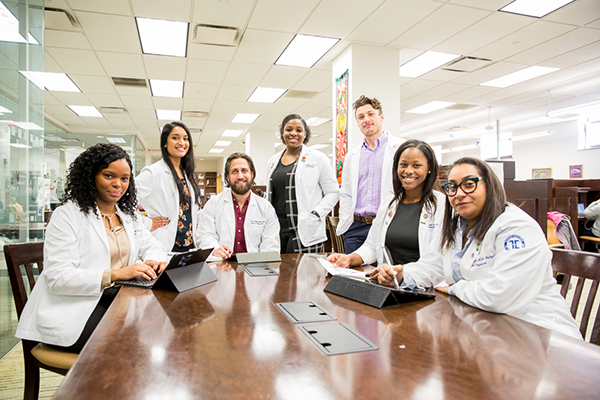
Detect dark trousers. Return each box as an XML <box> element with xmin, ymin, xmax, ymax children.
<box><xmin>50</xmin><ymin>286</ymin><xmax>120</xmax><ymax>354</ymax></box>
<box><xmin>343</xmin><ymin>220</ymin><xmax>372</xmax><ymax>254</ymax></box>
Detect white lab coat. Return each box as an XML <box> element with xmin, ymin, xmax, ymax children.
<box><xmin>337</xmin><ymin>133</ymin><xmax>405</xmax><ymax>236</ymax></box>
<box><xmin>266</xmin><ymin>145</ymin><xmax>340</xmax><ymax>247</ymax></box>
<box><xmin>198</xmin><ymin>188</ymin><xmax>280</xmax><ymax>253</ymax></box>
<box><xmin>136</xmin><ymin>159</ymin><xmax>202</xmax><ymax>251</ymax></box>
<box><xmin>15</xmin><ymin>202</ymin><xmax>167</xmax><ymax>346</ymax></box>
<box><xmin>403</xmin><ymin>204</ymin><xmax>582</xmax><ymax>340</ymax></box>
<box><xmin>355</xmin><ymin>191</ymin><xmax>446</xmax><ymax>265</ymax></box>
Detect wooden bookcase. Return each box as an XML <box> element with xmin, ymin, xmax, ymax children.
<box><xmin>197</xmin><ymin>171</ymin><xmax>217</xmax><ymax>207</ymax></box>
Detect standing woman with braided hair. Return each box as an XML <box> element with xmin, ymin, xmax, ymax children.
<box><xmin>136</xmin><ymin>121</ymin><xmax>203</xmax><ymax>253</ymax></box>
<box><xmin>16</xmin><ymin>143</ymin><xmax>167</xmax><ymax>353</ymax></box>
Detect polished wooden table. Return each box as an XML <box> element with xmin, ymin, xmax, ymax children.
<box><xmin>54</xmin><ymin>254</ymin><xmax>600</xmax><ymax>399</ymax></box>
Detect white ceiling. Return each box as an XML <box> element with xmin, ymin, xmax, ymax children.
<box><xmin>40</xmin><ymin>0</ymin><xmax>600</xmax><ymax>160</ymax></box>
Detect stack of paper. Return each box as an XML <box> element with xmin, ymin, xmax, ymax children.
<box><xmin>316</xmin><ymin>257</ymin><xmax>367</xmax><ymax>280</ymax></box>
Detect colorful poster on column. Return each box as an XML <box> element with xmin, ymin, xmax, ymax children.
<box><xmin>335</xmin><ymin>70</ymin><xmax>348</xmax><ymax>185</ymax></box>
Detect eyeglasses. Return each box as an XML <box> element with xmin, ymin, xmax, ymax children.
<box><xmin>441</xmin><ymin>177</ymin><xmax>485</xmax><ymax>197</ymax></box>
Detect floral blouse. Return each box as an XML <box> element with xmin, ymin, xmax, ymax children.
<box><xmin>174</xmin><ymin>178</ymin><xmax>194</xmax><ymax>250</ymax></box>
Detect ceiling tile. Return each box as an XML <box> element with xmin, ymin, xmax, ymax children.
<box><xmin>120</xmin><ymin>95</ymin><xmax>154</xmax><ymax>109</ymax></box>
<box><xmin>541</xmin><ymin>41</ymin><xmax>600</xmax><ymax>70</ymax></box>
<box><xmin>85</xmin><ymin>94</ymin><xmax>123</xmax><ymax>108</ymax></box>
<box><xmin>187</xmin><ymin>44</ymin><xmax>236</xmax><ymax>61</ymax></box>
<box><xmin>68</xmin><ymin>0</ymin><xmax>132</xmax><ymax>15</ymax></box>
<box><xmin>292</xmin><ymin>69</ymin><xmax>330</xmax><ymax>92</ymax></box>
<box><xmin>128</xmin><ymin>109</ymin><xmax>157</xmax><ymax>119</ymax></box>
<box><xmin>75</xmin><ymin>11</ymin><xmax>140</xmax><ymax>53</ymax></box>
<box><xmin>248</xmin><ymin>0</ymin><xmax>318</xmax><ymax>33</ymax></box>
<box><xmin>96</xmin><ymin>51</ymin><xmax>146</xmax><ymax>79</ymax></box>
<box><xmin>300</xmin><ymin>0</ymin><xmax>382</xmax><ymax>38</ymax></box>
<box><xmin>448</xmin><ymin>0</ymin><xmax>508</xmax><ymax>10</ymax></box>
<box><xmin>223</xmin><ymin>62</ymin><xmax>270</xmax><ymax>86</ymax></box>
<box><xmin>151</xmin><ymin>97</ymin><xmax>184</xmax><ymax>110</ymax></box>
<box><xmin>69</xmin><ymin>75</ymin><xmax>116</xmax><ymax>94</ymax></box>
<box><xmin>183</xmin><ymin>99</ymin><xmax>214</xmax><ymax>112</ymax></box>
<box><xmin>131</xmin><ymin>0</ymin><xmax>192</xmax><ymax>21</ymax></box>
<box><xmin>45</xmin><ymin>30</ymin><xmax>91</xmax><ymax>50</ymax></box>
<box><xmin>260</xmin><ymin>65</ymin><xmax>308</xmax><ymax>89</ymax></box>
<box><xmin>211</xmin><ymin>100</ymin><xmax>244</xmax><ymax>113</ymax></box>
<box><xmin>186</xmin><ymin>59</ymin><xmax>230</xmax><ymax>83</ymax></box>
<box><xmin>45</xmin><ymin>47</ymin><xmax>105</xmax><ymax>75</ymax></box>
<box><xmin>114</xmin><ymin>85</ymin><xmax>152</xmax><ymax>96</ymax></box>
<box><xmin>192</xmin><ymin>0</ymin><xmax>254</xmax><ymax>28</ymax></box>
<box><xmin>184</xmin><ymin>82</ymin><xmax>220</xmax><ymax>100</ymax></box>
<box><xmin>233</xmin><ymin>29</ymin><xmax>294</xmax><ymax>64</ymax></box>
<box><xmin>416</xmin><ymin>82</ymin><xmax>473</xmax><ymax>101</ymax></box>
<box><xmin>48</xmin><ymin>91</ymin><xmax>90</xmax><ymax>105</ymax></box>
<box><xmin>216</xmin><ymin>85</ymin><xmax>255</xmax><ymax>102</ymax></box>
<box><xmin>143</xmin><ymin>55</ymin><xmax>187</xmax><ymax>80</ymax></box>
<box><xmin>400</xmin><ymin>79</ymin><xmax>442</xmax><ymax>99</ymax></box>
<box><xmin>544</xmin><ymin>0</ymin><xmax>600</xmax><ymax>26</ymax></box>
<box><xmin>44</xmin><ymin>51</ymin><xmax>63</xmax><ymax>73</ymax></box>
<box><xmin>390</xmin><ymin>4</ymin><xmax>490</xmax><ymax>50</ymax></box>
<box><xmin>570</xmin><ymin>57</ymin><xmax>600</xmax><ymax>73</ymax></box>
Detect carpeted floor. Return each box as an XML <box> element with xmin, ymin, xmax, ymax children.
<box><xmin>0</xmin><ymin>343</ymin><xmax>64</xmax><ymax>400</ymax></box>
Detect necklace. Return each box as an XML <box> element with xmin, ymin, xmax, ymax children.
<box><xmin>100</xmin><ymin>210</ymin><xmax>117</xmax><ymax>218</ymax></box>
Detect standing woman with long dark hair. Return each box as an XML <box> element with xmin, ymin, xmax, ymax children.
<box><xmin>137</xmin><ymin>121</ymin><xmax>203</xmax><ymax>252</ymax></box>
<box><xmin>266</xmin><ymin>114</ymin><xmax>339</xmax><ymax>253</ymax></box>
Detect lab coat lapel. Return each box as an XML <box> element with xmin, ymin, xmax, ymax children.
<box><xmin>88</xmin><ymin>207</ymin><xmax>110</xmax><ymax>255</ymax></box>
<box><xmin>118</xmin><ymin>206</ymin><xmax>136</xmax><ymax>265</ymax></box>
<box><xmin>223</xmin><ymin>191</ymin><xmax>236</xmax><ymax>242</ymax></box>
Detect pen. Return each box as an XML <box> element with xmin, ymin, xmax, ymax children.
<box><xmin>382</xmin><ymin>246</ymin><xmax>400</xmax><ymax>289</ymax></box>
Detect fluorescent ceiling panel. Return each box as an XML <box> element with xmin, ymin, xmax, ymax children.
<box><xmin>0</xmin><ymin>2</ymin><xmax>38</xmax><ymax>44</ymax></box>
<box><xmin>306</xmin><ymin>117</ymin><xmax>330</xmax><ymax>127</ymax></box>
<box><xmin>214</xmin><ymin>140</ymin><xmax>232</xmax><ymax>146</ymax></box>
<box><xmin>209</xmin><ymin>148</ymin><xmax>224</xmax><ymax>153</ymax></box>
<box><xmin>10</xmin><ymin>143</ymin><xmax>32</xmax><ymax>148</ymax></box>
<box><xmin>247</xmin><ymin>87</ymin><xmax>287</xmax><ymax>103</ymax></box>
<box><xmin>231</xmin><ymin>113</ymin><xmax>260</xmax><ymax>124</ymax></box>
<box><xmin>19</xmin><ymin>71</ymin><xmax>80</xmax><ymax>92</ymax></box>
<box><xmin>13</xmin><ymin>122</ymin><xmax>43</xmax><ymax>130</ymax></box>
<box><xmin>156</xmin><ymin>109</ymin><xmax>182</xmax><ymax>120</ymax></box>
<box><xmin>500</xmin><ymin>0</ymin><xmax>575</xmax><ymax>18</ymax></box>
<box><xmin>480</xmin><ymin>66</ymin><xmax>559</xmax><ymax>88</ymax></box>
<box><xmin>222</xmin><ymin>129</ymin><xmax>244</xmax><ymax>137</ymax></box>
<box><xmin>399</xmin><ymin>51</ymin><xmax>461</xmax><ymax>78</ymax></box>
<box><xmin>0</xmin><ymin>105</ymin><xmax>12</xmax><ymax>113</ymax></box>
<box><xmin>106</xmin><ymin>137</ymin><xmax>127</xmax><ymax>144</ymax></box>
<box><xmin>406</xmin><ymin>101</ymin><xmax>456</xmax><ymax>114</ymax></box>
<box><xmin>136</xmin><ymin>17</ymin><xmax>188</xmax><ymax>57</ymax></box>
<box><xmin>511</xmin><ymin>131</ymin><xmax>552</xmax><ymax>141</ymax></box>
<box><xmin>150</xmin><ymin>79</ymin><xmax>184</xmax><ymax>98</ymax></box>
<box><xmin>67</xmin><ymin>105</ymin><xmax>103</xmax><ymax>118</ymax></box>
<box><xmin>547</xmin><ymin>100</ymin><xmax>600</xmax><ymax>118</ymax></box>
<box><xmin>275</xmin><ymin>34</ymin><xmax>340</xmax><ymax>68</ymax></box>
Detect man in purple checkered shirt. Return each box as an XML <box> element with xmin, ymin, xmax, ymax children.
<box><xmin>337</xmin><ymin>95</ymin><xmax>405</xmax><ymax>254</ymax></box>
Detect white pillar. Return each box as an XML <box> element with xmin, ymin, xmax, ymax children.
<box><xmin>245</xmin><ymin>131</ymin><xmax>276</xmax><ymax>185</ymax></box>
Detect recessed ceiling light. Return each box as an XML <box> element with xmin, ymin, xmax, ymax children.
<box><xmin>222</xmin><ymin>129</ymin><xmax>244</xmax><ymax>137</ymax></box>
<box><xmin>406</xmin><ymin>101</ymin><xmax>456</xmax><ymax>114</ymax></box>
<box><xmin>247</xmin><ymin>87</ymin><xmax>287</xmax><ymax>103</ymax></box>
<box><xmin>231</xmin><ymin>113</ymin><xmax>260</xmax><ymax>124</ymax></box>
<box><xmin>0</xmin><ymin>106</ymin><xmax>12</xmax><ymax>113</ymax></box>
<box><xmin>106</xmin><ymin>137</ymin><xmax>127</xmax><ymax>144</ymax></box>
<box><xmin>399</xmin><ymin>51</ymin><xmax>461</xmax><ymax>78</ymax></box>
<box><xmin>149</xmin><ymin>79</ymin><xmax>184</xmax><ymax>98</ymax></box>
<box><xmin>209</xmin><ymin>148</ymin><xmax>224</xmax><ymax>153</ymax></box>
<box><xmin>0</xmin><ymin>2</ymin><xmax>38</xmax><ymax>44</ymax></box>
<box><xmin>275</xmin><ymin>34</ymin><xmax>340</xmax><ymax>68</ymax></box>
<box><xmin>500</xmin><ymin>0</ymin><xmax>575</xmax><ymax>18</ymax></box>
<box><xmin>214</xmin><ymin>140</ymin><xmax>232</xmax><ymax>146</ymax></box>
<box><xmin>19</xmin><ymin>71</ymin><xmax>80</xmax><ymax>92</ymax></box>
<box><xmin>306</xmin><ymin>117</ymin><xmax>330</xmax><ymax>127</ymax></box>
<box><xmin>67</xmin><ymin>105</ymin><xmax>103</xmax><ymax>118</ymax></box>
<box><xmin>480</xmin><ymin>66</ymin><xmax>559</xmax><ymax>88</ymax></box>
<box><xmin>136</xmin><ymin>17</ymin><xmax>189</xmax><ymax>57</ymax></box>
<box><xmin>13</xmin><ymin>122</ymin><xmax>43</xmax><ymax>130</ymax></box>
<box><xmin>156</xmin><ymin>109</ymin><xmax>182</xmax><ymax>120</ymax></box>
<box><xmin>10</xmin><ymin>143</ymin><xmax>32</xmax><ymax>149</ymax></box>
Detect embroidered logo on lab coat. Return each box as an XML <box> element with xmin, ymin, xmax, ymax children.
<box><xmin>504</xmin><ymin>234</ymin><xmax>526</xmax><ymax>251</ymax></box>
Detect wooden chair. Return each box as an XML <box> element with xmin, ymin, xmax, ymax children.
<box><xmin>550</xmin><ymin>248</ymin><xmax>600</xmax><ymax>345</ymax></box>
<box><xmin>4</xmin><ymin>242</ymin><xmax>77</xmax><ymax>400</ymax></box>
<box><xmin>326</xmin><ymin>216</ymin><xmax>345</xmax><ymax>254</ymax></box>
<box><xmin>547</xmin><ymin>219</ymin><xmax>564</xmax><ymax>248</ymax></box>
<box><xmin>579</xmin><ymin>235</ymin><xmax>600</xmax><ymax>253</ymax></box>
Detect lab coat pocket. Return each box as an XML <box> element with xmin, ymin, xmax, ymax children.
<box><xmin>298</xmin><ymin>212</ymin><xmax>322</xmax><ymax>243</ymax></box>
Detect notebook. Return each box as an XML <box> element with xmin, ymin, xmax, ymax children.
<box><xmin>116</xmin><ymin>248</ymin><xmax>216</xmax><ymax>292</ymax></box>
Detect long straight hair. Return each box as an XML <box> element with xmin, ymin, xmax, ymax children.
<box><xmin>440</xmin><ymin>157</ymin><xmax>507</xmax><ymax>250</ymax></box>
<box><xmin>160</xmin><ymin>121</ymin><xmax>201</xmax><ymax>205</ymax></box>
<box><xmin>390</xmin><ymin>139</ymin><xmax>439</xmax><ymax>215</ymax></box>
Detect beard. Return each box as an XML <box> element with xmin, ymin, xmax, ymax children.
<box><xmin>230</xmin><ymin>179</ymin><xmax>252</xmax><ymax>195</ymax></box>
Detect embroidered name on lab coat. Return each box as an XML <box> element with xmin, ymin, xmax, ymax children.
<box><xmin>473</xmin><ymin>255</ymin><xmax>495</xmax><ymax>267</ymax></box>
<box><xmin>504</xmin><ymin>235</ymin><xmax>526</xmax><ymax>251</ymax></box>
<box><xmin>304</xmin><ymin>163</ymin><xmax>318</xmax><ymax>168</ymax></box>
<box><xmin>250</xmin><ymin>219</ymin><xmax>266</xmax><ymax>226</ymax></box>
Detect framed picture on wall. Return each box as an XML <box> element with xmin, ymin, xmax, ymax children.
<box><xmin>532</xmin><ymin>168</ymin><xmax>552</xmax><ymax>179</ymax></box>
<box><xmin>569</xmin><ymin>165</ymin><xmax>582</xmax><ymax>179</ymax></box>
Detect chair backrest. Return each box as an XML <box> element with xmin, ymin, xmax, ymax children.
<box><xmin>4</xmin><ymin>242</ymin><xmax>44</xmax><ymax>319</ymax></box>
<box><xmin>326</xmin><ymin>216</ymin><xmax>345</xmax><ymax>254</ymax></box>
<box><xmin>551</xmin><ymin>248</ymin><xmax>600</xmax><ymax>344</ymax></box>
<box><xmin>547</xmin><ymin>219</ymin><xmax>564</xmax><ymax>248</ymax></box>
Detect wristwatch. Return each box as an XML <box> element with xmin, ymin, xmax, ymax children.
<box><xmin>311</xmin><ymin>210</ymin><xmax>320</xmax><ymax>218</ymax></box>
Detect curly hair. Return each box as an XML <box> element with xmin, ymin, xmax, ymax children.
<box><xmin>61</xmin><ymin>143</ymin><xmax>138</xmax><ymax>217</ymax></box>
<box><xmin>279</xmin><ymin>114</ymin><xmax>311</xmax><ymax>145</ymax></box>
<box><xmin>353</xmin><ymin>95</ymin><xmax>383</xmax><ymax>115</ymax></box>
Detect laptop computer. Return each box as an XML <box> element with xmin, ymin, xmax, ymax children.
<box><xmin>116</xmin><ymin>248</ymin><xmax>216</xmax><ymax>293</ymax></box>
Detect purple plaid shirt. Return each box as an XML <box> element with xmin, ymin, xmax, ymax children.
<box><xmin>354</xmin><ymin>132</ymin><xmax>388</xmax><ymax>217</ymax></box>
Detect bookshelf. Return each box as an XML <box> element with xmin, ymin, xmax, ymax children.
<box><xmin>197</xmin><ymin>171</ymin><xmax>217</xmax><ymax>207</ymax></box>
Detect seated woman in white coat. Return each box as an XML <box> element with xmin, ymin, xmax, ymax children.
<box><xmin>16</xmin><ymin>144</ymin><xmax>167</xmax><ymax>353</ymax></box>
<box><xmin>370</xmin><ymin>157</ymin><xmax>582</xmax><ymax>339</ymax></box>
<box><xmin>266</xmin><ymin>114</ymin><xmax>339</xmax><ymax>253</ymax></box>
<box><xmin>198</xmin><ymin>153</ymin><xmax>280</xmax><ymax>259</ymax></box>
<box><xmin>136</xmin><ymin>121</ymin><xmax>203</xmax><ymax>252</ymax></box>
<box><xmin>328</xmin><ymin>140</ymin><xmax>444</xmax><ymax>268</ymax></box>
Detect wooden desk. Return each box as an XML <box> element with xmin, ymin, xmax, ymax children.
<box><xmin>54</xmin><ymin>254</ymin><xmax>600</xmax><ymax>399</ymax></box>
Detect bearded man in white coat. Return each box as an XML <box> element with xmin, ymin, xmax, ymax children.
<box><xmin>198</xmin><ymin>153</ymin><xmax>280</xmax><ymax>259</ymax></box>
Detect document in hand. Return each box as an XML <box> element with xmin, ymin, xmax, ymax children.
<box><xmin>316</xmin><ymin>257</ymin><xmax>367</xmax><ymax>280</ymax></box>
